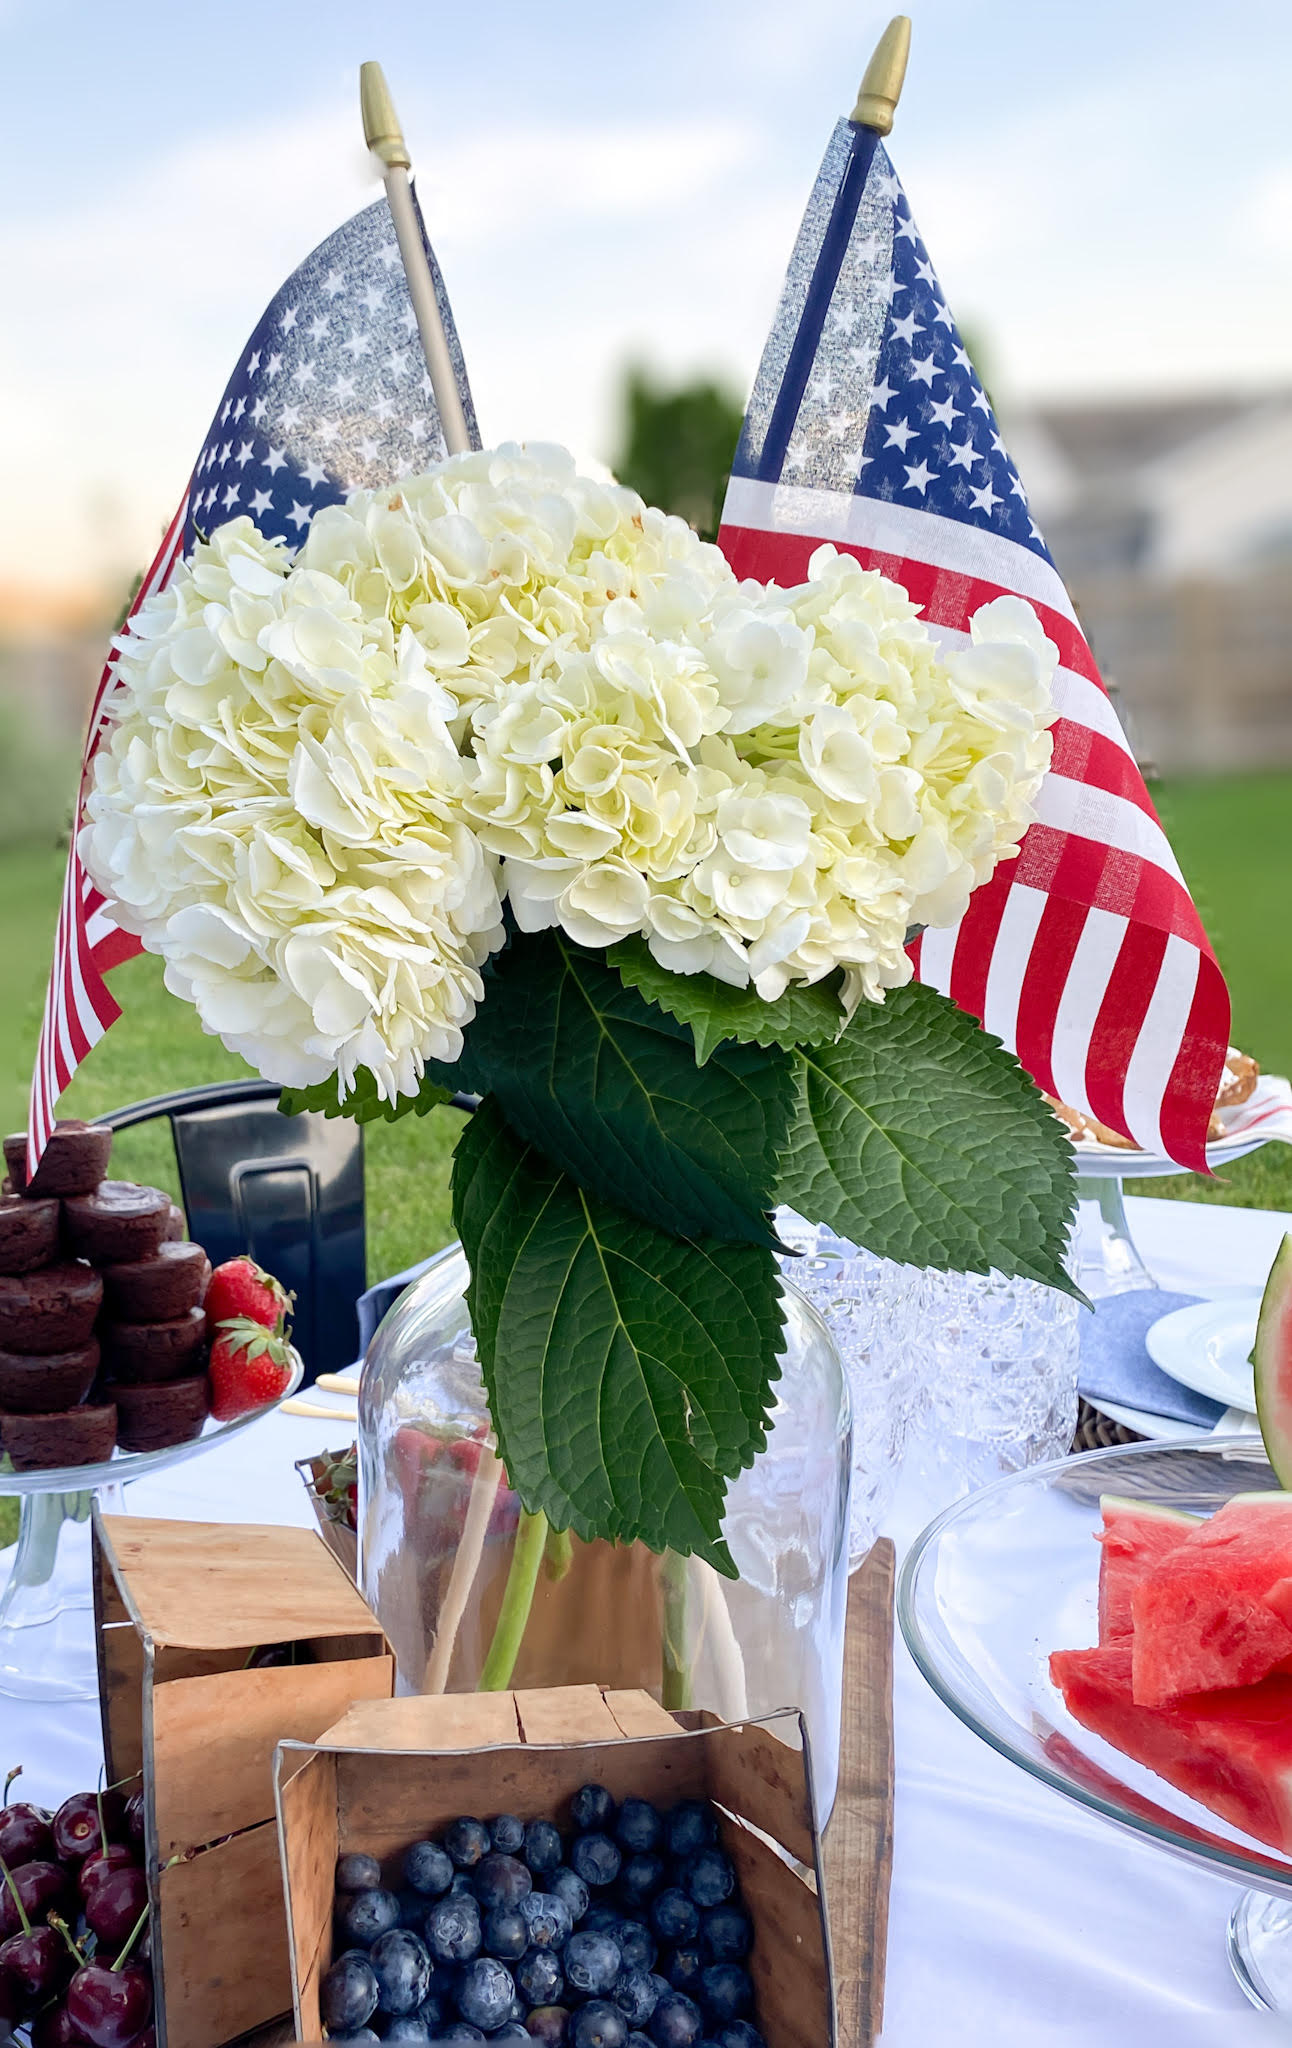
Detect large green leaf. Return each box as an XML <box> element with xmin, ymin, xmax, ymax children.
<box><xmin>609</xmin><ymin>935</ymin><xmax>847</xmax><ymax>1066</ymax></box>
<box><xmin>279</xmin><ymin>1053</ymin><xmax>481</xmax><ymax>1125</ymax></box>
<box><xmin>466</xmin><ymin>933</ymin><xmax>796</xmax><ymax>1247</ymax></box>
<box><xmin>453</xmin><ymin>1099</ymin><xmax>785</xmax><ymax>1574</ymax></box>
<box><xmin>779</xmin><ymin>981</ymin><xmax>1080</xmax><ymax>1293</ymax></box>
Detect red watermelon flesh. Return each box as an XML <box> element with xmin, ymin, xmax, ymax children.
<box><xmin>1050</xmin><ymin>1643</ymin><xmax>1292</xmax><ymax>1854</ymax></box>
<box><xmin>1131</xmin><ymin>1493</ymin><xmax>1292</xmax><ymax>1706</ymax></box>
<box><xmin>1096</xmin><ymin>1495</ymin><xmax>1199</xmax><ymax>1643</ymax></box>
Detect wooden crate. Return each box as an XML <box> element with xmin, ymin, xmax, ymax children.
<box><xmin>275</xmin><ymin>1684</ymin><xmax>837</xmax><ymax>2047</ymax></box>
<box><xmin>92</xmin><ymin>1509</ymin><xmax>395</xmax><ymax>2048</ymax></box>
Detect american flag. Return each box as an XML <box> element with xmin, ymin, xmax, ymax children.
<box><xmin>29</xmin><ymin>190</ymin><xmax>477</xmax><ymax>1174</ymax></box>
<box><xmin>718</xmin><ymin>120</ymin><xmax>1229</xmax><ymax>1169</ymax></box>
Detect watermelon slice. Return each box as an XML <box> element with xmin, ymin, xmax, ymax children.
<box><xmin>1095</xmin><ymin>1495</ymin><xmax>1199</xmax><ymax>1642</ymax></box>
<box><xmin>1050</xmin><ymin>1642</ymin><xmax>1292</xmax><ymax>1854</ymax></box>
<box><xmin>1130</xmin><ymin>1491</ymin><xmax>1292</xmax><ymax>1705</ymax></box>
<box><xmin>1256</xmin><ymin>1234</ymin><xmax>1292</xmax><ymax>1484</ymax></box>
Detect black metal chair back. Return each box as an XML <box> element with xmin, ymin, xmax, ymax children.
<box><xmin>101</xmin><ymin>1080</ymin><xmax>364</xmax><ymax>1384</ymax></box>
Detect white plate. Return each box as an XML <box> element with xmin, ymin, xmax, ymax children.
<box><xmin>1088</xmin><ymin>1396</ymin><xmax>1213</xmax><ymax>1444</ymax></box>
<box><xmin>1144</xmin><ymin>1293</ymin><xmax>1262</xmax><ymax>1411</ymax></box>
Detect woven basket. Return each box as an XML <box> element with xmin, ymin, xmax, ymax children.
<box><xmin>1071</xmin><ymin>1398</ymin><xmax>1146</xmax><ymax>1454</ymax></box>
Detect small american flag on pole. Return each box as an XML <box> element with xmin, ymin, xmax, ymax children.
<box><xmin>28</xmin><ymin>191</ymin><xmax>476</xmax><ymax>1176</ymax></box>
<box><xmin>718</xmin><ymin>116</ymin><xmax>1229</xmax><ymax>1169</ymax></box>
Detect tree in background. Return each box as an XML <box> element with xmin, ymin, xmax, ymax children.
<box><xmin>611</xmin><ymin>368</ymin><xmax>745</xmax><ymax>541</ymax></box>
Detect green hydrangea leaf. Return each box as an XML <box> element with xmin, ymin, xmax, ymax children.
<box><xmin>278</xmin><ymin>1060</ymin><xmax>471</xmax><ymax>1126</ymax></box>
<box><xmin>453</xmin><ymin>1098</ymin><xmax>785</xmax><ymax>1574</ymax></box>
<box><xmin>609</xmin><ymin>935</ymin><xmax>847</xmax><ymax>1065</ymax></box>
<box><xmin>466</xmin><ymin>932</ymin><xmax>797</xmax><ymax>1247</ymax></box>
<box><xmin>779</xmin><ymin>981</ymin><xmax>1081</xmax><ymax>1295</ymax></box>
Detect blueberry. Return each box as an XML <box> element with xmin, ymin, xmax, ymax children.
<box><xmin>571</xmin><ymin>1832</ymin><xmax>622</xmax><ymax>1889</ymax></box>
<box><xmin>336</xmin><ymin>1851</ymin><xmax>383</xmax><ymax>1892</ymax></box>
<box><xmin>699</xmin><ymin>1906</ymin><xmax>750</xmax><ymax>1964</ymax></box>
<box><xmin>649</xmin><ymin>1889</ymin><xmax>699</xmax><ymax>1947</ymax></box>
<box><xmin>320</xmin><ymin>1952</ymin><xmax>379</xmax><ymax>2032</ymax></box>
<box><xmin>618</xmin><ymin>1853</ymin><xmax>665</xmax><ymax>1908</ymax></box>
<box><xmin>550</xmin><ymin>1866</ymin><xmax>591</xmax><ymax>1924</ymax></box>
<box><xmin>612</xmin><ymin>1921</ymin><xmax>654</xmax><ymax>1973</ymax></box>
<box><xmin>515</xmin><ymin>1947</ymin><xmax>565</xmax><ymax>2007</ymax></box>
<box><xmin>524</xmin><ymin>1818</ymin><xmax>564</xmax><ymax>1876</ymax></box>
<box><xmin>403</xmin><ymin>1840</ymin><xmax>455</xmax><ymax>1897</ymax></box>
<box><xmin>379</xmin><ymin>2020</ymin><xmax>432</xmax><ymax>2044</ymax></box>
<box><xmin>681</xmin><ymin>1850</ymin><xmax>734</xmax><ymax>1910</ymax></box>
<box><xmin>338</xmin><ymin>1887</ymin><xmax>402</xmax><ymax>1947</ymax></box>
<box><xmin>449</xmin><ymin>1870</ymin><xmax>476</xmax><ymax>1896</ymax></box>
<box><xmin>369</xmin><ymin>1929</ymin><xmax>432</xmax><ymax>2015</ymax></box>
<box><xmin>664</xmin><ymin>1803</ymin><xmax>717</xmax><ymax>1860</ymax></box>
<box><xmin>572</xmin><ymin>2000</ymin><xmax>630</xmax><ymax>2048</ymax></box>
<box><xmin>454</xmin><ymin>1954</ymin><xmax>515</xmax><ymax>2031</ymax></box>
<box><xmin>613</xmin><ymin>1965</ymin><xmax>662</xmax><ymax>2027</ymax></box>
<box><xmin>491</xmin><ymin>2028</ymin><xmax>533</xmax><ymax>2044</ymax></box>
<box><xmin>563</xmin><ymin>1929</ymin><xmax>623</xmax><ymax>1999</ymax></box>
<box><xmin>415</xmin><ymin>1985</ymin><xmax>450</xmax><ymax>2034</ymax></box>
<box><xmin>483</xmin><ymin>1905</ymin><xmax>529</xmax><ymax>1959</ymax></box>
<box><xmin>328</xmin><ymin>2033</ymin><xmax>380</xmax><ymax>2046</ymax></box>
<box><xmin>627</xmin><ymin>2037</ymin><xmax>654</xmax><ymax>2048</ymax></box>
<box><xmin>570</xmin><ymin>1784</ymin><xmax>616</xmax><ymax>1833</ymax></box>
<box><xmin>526</xmin><ymin>2009</ymin><xmax>572</xmax><ymax>2046</ymax></box>
<box><xmin>582</xmin><ymin>1905</ymin><xmax>625</xmax><ymax>1937</ymax></box>
<box><xmin>697</xmin><ymin>1964</ymin><xmax>752</xmax><ymax>2024</ymax></box>
<box><xmin>714</xmin><ymin>2028</ymin><xmax>765</xmax><ymax>2048</ymax></box>
<box><xmin>648</xmin><ymin>1991</ymin><xmax>704</xmax><ymax>2047</ymax></box>
<box><xmin>489</xmin><ymin>1813</ymin><xmax>525</xmax><ymax>1855</ymax></box>
<box><xmin>521</xmin><ymin>1892</ymin><xmax>568</xmax><ymax>1950</ymax></box>
<box><xmin>474</xmin><ymin>1852</ymin><xmax>533</xmax><ymax>1911</ymax></box>
<box><xmin>445</xmin><ymin>1817</ymin><xmax>491</xmax><ymax>1869</ymax></box>
<box><xmin>397</xmin><ymin>1888</ymin><xmax>429</xmax><ymax>1930</ymax></box>
<box><xmin>425</xmin><ymin>1892</ymin><xmax>483</xmax><ymax>1964</ymax></box>
<box><xmin>438</xmin><ymin>2028</ymin><xmax>486</xmax><ymax>2043</ymax></box>
<box><xmin>614</xmin><ymin>1800</ymin><xmax>662</xmax><ymax>1854</ymax></box>
<box><xmin>667</xmin><ymin>1949</ymin><xmax>703</xmax><ymax>1996</ymax></box>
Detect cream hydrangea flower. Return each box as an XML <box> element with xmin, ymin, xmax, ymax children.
<box><xmin>82</xmin><ymin>443</ymin><xmax>1058</xmax><ymax>1097</ymax></box>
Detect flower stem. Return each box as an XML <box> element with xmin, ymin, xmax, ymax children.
<box><xmin>543</xmin><ymin>1526</ymin><xmax>574</xmax><ymax>1583</ymax></box>
<box><xmin>660</xmin><ymin>1552</ymin><xmax>692</xmax><ymax>1711</ymax></box>
<box><xmin>422</xmin><ymin>1444</ymin><xmax>504</xmax><ymax>1694</ymax></box>
<box><xmin>479</xmin><ymin>1511</ymin><xmax>548</xmax><ymax>1692</ymax></box>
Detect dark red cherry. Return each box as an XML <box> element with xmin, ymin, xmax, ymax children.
<box><xmin>85</xmin><ymin>1869</ymin><xmax>149</xmax><ymax>1949</ymax></box>
<box><xmin>78</xmin><ymin>1848</ymin><xmax>138</xmax><ymax>1903</ymax></box>
<box><xmin>31</xmin><ymin>2001</ymin><xmax>94</xmax><ymax>2047</ymax></box>
<box><xmin>123</xmin><ymin>1795</ymin><xmax>146</xmax><ymax>1849</ymax></box>
<box><xmin>66</xmin><ymin>1961</ymin><xmax>153</xmax><ymax>2048</ymax></box>
<box><xmin>0</xmin><ymin>1960</ymin><xmax>20</xmax><ymax>2027</ymax></box>
<box><xmin>0</xmin><ymin>1804</ymin><xmax>54</xmax><ymax>1866</ymax></box>
<box><xmin>0</xmin><ymin>1860</ymin><xmax>72</xmax><ymax>1937</ymax></box>
<box><xmin>0</xmin><ymin>1923</ymin><xmax>68</xmax><ymax>2010</ymax></box>
<box><xmin>51</xmin><ymin>1794</ymin><xmax>127</xmax><ymax>1865</ymax></box>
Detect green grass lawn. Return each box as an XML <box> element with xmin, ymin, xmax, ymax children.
<box><xmin>2</xmin><ymin>772</ymin><xmax>1290</xmax><ymax>1548</ymax></box>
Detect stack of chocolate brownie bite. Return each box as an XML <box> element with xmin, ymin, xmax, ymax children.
<box><xmin>0</xmin><ymin>1121</ymin><xmax>212</xmax><ymax>1471</ymax></box>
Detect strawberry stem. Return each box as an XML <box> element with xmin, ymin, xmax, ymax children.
<box><xmin>0</xmin><ymin>1854</ymin><xmax>31</xmax><ymax>1934</ymax></box>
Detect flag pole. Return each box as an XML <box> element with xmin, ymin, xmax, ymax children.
<box><xmin>850</xmin><ymin>15</ymin><xmax>911</xmax><ymax>131</ymax></box>
<box><xmin>360</xmin><ymin>61</ymin><xmax>473</xmax><ymax>457</ymax></box>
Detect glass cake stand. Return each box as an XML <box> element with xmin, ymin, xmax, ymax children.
<box><xmin>1073</xmin><ymin>1130</ymin><xmax>1270</xmax><ymax>1299</ymax></box>
<box><xmin>0</xmin><ymin>1355</ymin><xmax>302</xmax><ymax>1702</ymax></box>
<box><xmin>898</xmin><ymin>1436</ymin><xmax>1292</xmax><ymax>2013</ymax></box>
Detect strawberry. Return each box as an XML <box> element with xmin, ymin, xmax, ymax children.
<box><xmin>204</xmin><ymin>1257</ymin><xmax>292</xmax><ymax>1332</ymax></box>
<box><xmin>209</xmin><ymin>1317</ymin><xmax>296</xmax><ymax>1419</ymax></box>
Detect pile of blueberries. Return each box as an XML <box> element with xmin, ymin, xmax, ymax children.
<box><xmin>321</xmin><ymin>1784</ymin><xmax>766</xmax><ymax>2048</ymax></box>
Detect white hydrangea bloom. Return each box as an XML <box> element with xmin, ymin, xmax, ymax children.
<box><xmin>83</xmin><ymin>444</ymin><xmax>1058</xmax><ymax>1095</ymax></box>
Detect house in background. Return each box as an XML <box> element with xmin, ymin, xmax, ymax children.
<box><xmin>1007</xmin><ymin>390</ymin><xmax>1292</xmax><ymax>771</ymax></box>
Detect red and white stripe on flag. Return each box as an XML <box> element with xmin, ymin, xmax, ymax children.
<box><xmin>26</xmin><ymin>498</ymin><xmax>189</xmax><ymax>1178</ymax></box>
<box><xmin>719</xmin><ymin>480</ymin><xmax>1230</xmax><ymax>1171</ymax></box>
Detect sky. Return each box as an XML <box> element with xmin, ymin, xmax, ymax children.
<box><xmin>2</xmin><ymin>0</ymin><xmax>1290</xmax><ymax>597</ymax></box>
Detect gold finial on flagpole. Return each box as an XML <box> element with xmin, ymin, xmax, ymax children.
<box><xmin>359</xmin><ymin>62</ymin><xmax>472</xmax><ymax>455</ymax></box>
<box><xmin>850</xmin><ymin>15</ymin><xmax>911</xmax><ymax>133</ymax></box>
<box><xmin>360</xmin><ymin>61</ymin><xmax>411</xmax><ymax>169</ymax></box>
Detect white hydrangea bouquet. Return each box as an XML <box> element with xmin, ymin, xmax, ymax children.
<box><xmin>83</xmin><ymin>442</ymin><xmax>1075</xmax><ymax>1573</ymax></box>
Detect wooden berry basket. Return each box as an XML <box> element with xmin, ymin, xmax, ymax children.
<box><xmin>275</xmin><ymin>1684</ymin><xmax>837</xmax><ymax>2047</ymax></box>
<box><xmin>92</xmin><ymin>1509</ymin><xmax>395</xmax><ymax>2048</ymax></box>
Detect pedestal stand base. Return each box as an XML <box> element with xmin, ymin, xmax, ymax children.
<box><xmin>0</xmin><ymin>1482</ymin><xmax>124</xmax><ymax>1700</ymax></box>
<box><xmin>1228</xmin><ymin>1890</ymin><xmax>1292</xmax><ymax>2011</ymax></box>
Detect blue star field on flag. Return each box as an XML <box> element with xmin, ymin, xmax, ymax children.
<box><xmin>183</xmin><ymin>189</ymin><xmax>477</xmax><ymax>556</ymax></box>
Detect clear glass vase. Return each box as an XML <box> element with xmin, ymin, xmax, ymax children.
<box><xmin>357</xmin><ymin>1243</ymin><xmax>852</xmax><ymax>1814</ymax></box>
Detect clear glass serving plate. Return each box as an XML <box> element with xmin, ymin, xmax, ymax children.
<box><xmin>897</xmin><ymin>1437</ymin><xmax>1292</xmax><ymax>2013</ymax></box>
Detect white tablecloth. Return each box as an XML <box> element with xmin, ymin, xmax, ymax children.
<box><xmin>4</xmin><ymin>1195</ymin><xmax>1290</xmax><ymax>2045</ymax></box>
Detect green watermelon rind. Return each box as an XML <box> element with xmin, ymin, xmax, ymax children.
<box><xmin>1099</xmin><ymin>1494</ymin><xmax>1199</xmax><ymax>1530</ymax></box>
<box><xmin>1254</xmin><ymin>1234</ymin><xmax>1292</xmax><ymax>1488</ymax></box>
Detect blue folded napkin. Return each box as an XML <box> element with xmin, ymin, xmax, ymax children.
<box><xmin>1078</xmin><ymin>1290</ymin><xmax>1229</xmax><ymax>1429</ymax></box>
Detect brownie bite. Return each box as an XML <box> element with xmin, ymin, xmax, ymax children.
<box><xmin>0</xmin><ymin>1340</ymin><xmax>99</xmax><ymax>1416</ymax></box>
<box><xmin>102</xmin><ymin>1240</ymin><xmax>209</xmax><ymax>1323</ymax></box>
<box><xmin>101</xmin><ymin>1307</ymin><xmax>208</xmax><ymax>1383</ymax></box>
<box><xmin>4</xmin><ymin>1122</ymin><xmax>112</xmax><ymax>1199</ymax></box>
<box><xmin>110</xmin><ymin>1374</ymin><xmax>210</xmax><ymax>1453</ymax></box>
<box><xmin>163</xmin><ymin>1203</ymin><xmax>187</xmax><ymax>1243</ymax></box>
<box><xmin>0</xmin><ymin>1262</ymin><xmax>103</xmax><ymax>1354</ymax></box>
<box><xmin>1</xmin><ymin>1402</ymin><xmax>117</xmax><ymax>1471</ymax></box>
<box><xmin>62</xmin><ymin>1182</ymin><xmax>170</xmax><ymax>1265</ymax></box>
<box><xmin>0</xmin><ymin>1193</ymin><xmax>60</xmax><ymax>1276</ymax></box>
